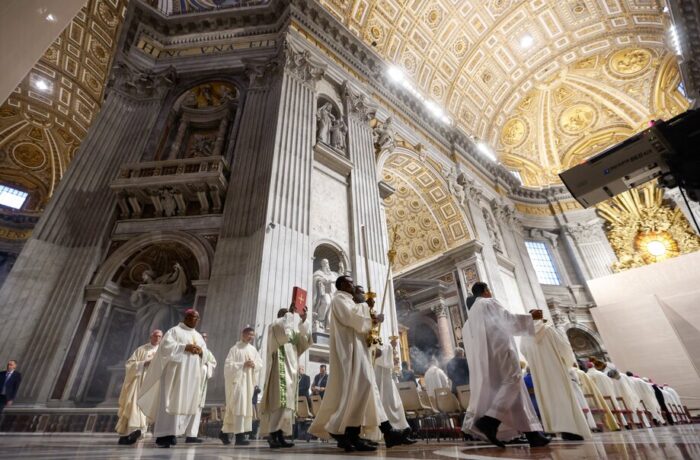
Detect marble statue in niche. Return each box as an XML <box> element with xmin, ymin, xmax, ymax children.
<box><xmin>330</xmin><ymin>118</ymin><xmax>347</xmax><ymax>151</ymax></box>
<box><xmin>373</xmin><ymin>116</ymin><xmax>395</xmax><ymax>151</ymax></box>
<box><xmin>159</xmin><ymin>187</ymin><xmax>178</xmax><ymax>217</ymax></box>
<box><xmin>482</xmin><ymin>208</ymin><xmax>503</xmax><ymax>252</ymax></box>
<box><xmin>316</xmin><ymin>102</ymin><xmax>336</xmax><ymax>145</ymax></box>
<box><xmin>130</xmin><ymin>262</ymin><xmax>188</xmax><ymax>343</ymax></box>
<box><xmin>312</xmin><ymin>258</ymin><xmax>339</xmax><ymax>331</ymax></box>
<box><xmin>444</xmin><ymin>165</ymin><xmax>467</xmax><ymax>205</ymax></box>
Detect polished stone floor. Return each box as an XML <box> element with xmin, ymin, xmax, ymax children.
<box><xmin>0</xmin><ymin>425</ymin><xmax>698</xmax><ymax>459</ymax></box>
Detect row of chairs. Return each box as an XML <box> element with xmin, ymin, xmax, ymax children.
<box><xmin>396</xmin><ymin>382</ymin><xmax>471</xmax><ymax>441</ymax></box>
<box><xmin>584</xmin><ymin>393</ymin><xmax>692</xmax><ymax>430</ymax></box>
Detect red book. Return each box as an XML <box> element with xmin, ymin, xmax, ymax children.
<box><xmin>291</xmin><ymin>286</ymin><xmax>307</xmax><ymax>312</ymax></box>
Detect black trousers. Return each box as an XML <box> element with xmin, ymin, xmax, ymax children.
<box><xmin>0</xmin><ymin>395</ymin><xmax>8</xmax><ymax>415</ymax></box>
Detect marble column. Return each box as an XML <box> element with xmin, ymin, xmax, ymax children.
<box><xmin>491</xmin><ymin>201</ymin><xmax>544</xmax><ymax>309</ymax></box>
<box><xmin>342</xmin><ymin>82</ymin><xmax>393</xmax><ymax>333</ymax></box>
<box><xmin>201</xmin><ymin>41</ymin><xmax>324</xmax><ymax>401</ymax></box>
<box><xmin>0</xmin><ymin>63</ymin><xmax>175</xmax><ymax>403</ymax></box>
<box><xmin>431</xmin><ymin>303</ymin><xmax>453</xmax><ymax>360</ymax></box>
<box><xmin>562</xmin><ymin>219</ymin><xmax>617</xmax><ymax>280</ymax></box>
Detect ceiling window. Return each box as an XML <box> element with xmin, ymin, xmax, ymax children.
<box><xmin>525</xmin><ymin>241</ymin><xmax>561</xmax><ymax>285</ymax></box>
<box><xmin>0</xmin><ymin>185</ymin><xmax>29</xmax><ymax>210</ymax></box>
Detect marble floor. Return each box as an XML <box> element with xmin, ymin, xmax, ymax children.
<box><xmin>0</xmin><ymin>425</ymin><xmax>698</xmax><ymax>459</ymax></box>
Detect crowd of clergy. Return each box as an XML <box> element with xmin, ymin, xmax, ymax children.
<box><xmin>114</xmin><ymin>278</ymin><xmax>687</xmax><ymax>451</ymax></box>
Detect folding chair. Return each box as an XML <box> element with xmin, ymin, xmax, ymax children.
<box><xmin>584</xmin><ymin>393</ymin><xmax>605</xmax><ymax>431</ymax></box>
<box><xmin>455</xmin><ymin>385</ymin><xmax>471</xmax><ymax>411</ymax></box>
<box><xmin>604</xmin><ymin>396</ymin><xmax>627</xmax><ymax>429</ymax></box>
<box><xmin>434</xmin><ymin>387</ymin><xmax>463</xmax><ymax>439</ymax></box>
<box><xmin>310</xmin><ymin>395</ymin><xmax>322</xmax><ymax>417</ymax></box>
<box><xmin>398</xmin><ymin>381</ymin><xmax>436</xmax><ymax>441</ymax></box>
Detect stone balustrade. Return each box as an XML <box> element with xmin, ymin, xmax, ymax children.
<box><xmin>110</xmin><ymin>155</ymin><xmax>229</xmax><ymax>219</ymax></box>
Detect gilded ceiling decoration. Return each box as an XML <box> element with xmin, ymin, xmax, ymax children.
<box><xmin>597</xmin><ymin>182</ymin><xmax>700</xmax><ymax>272</ymax></box>
<box><xmin>499</xmin><ymin>48</ymin><xmax>689</xmax><ymax>186</ymax></box>
<box><xmin>0</xmin><ymin>0</ymin><xmax>127</xmax><ymax>212</ymax></box>
<box><xmin>382</xmin><ymin>151</ymin><xmax>470</xmax><ymax>272</ymax></box>
<box><xmin>150</xmin><ymin>0</ymin><xmax>270</xmax><ymax>15</ymax></box>
<box><xmin>318</xmin><ymin>0</ymin><xmax>686</xmax><ymax>187</ymax></box>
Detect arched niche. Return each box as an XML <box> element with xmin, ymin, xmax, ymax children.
<box><xmin>565</xmin><ymin>325</ymin><xmax>606</xmax><ymax>361</ymax></box>
<box><xmin>310</xmin><ymin>241</ymin><xmax>349</xmax><ymax>331</ymax></box>
<box><xmin>315</xmin><ymin>92</ymin><xmax>347</xmax><ymax>154</ymax></box>
<box><xmin>155</xmin><ymin>80</ymin><xmax>240</xmax><ymax>161</ymax></box>
<box><xmin>64</xmin><ymin>231</ymin><xmax>213</xmax><ymax>405</ymax></box>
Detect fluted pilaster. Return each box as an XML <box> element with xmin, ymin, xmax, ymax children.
<box><xmin>562</xmin><ymin>220</ymin><xmax>617</xmax><ymax>280</ymax></box>
<box><xmin>0</xmin><ymin>64</ymin><xmax>174</xmax><ymax>402</ymax></box>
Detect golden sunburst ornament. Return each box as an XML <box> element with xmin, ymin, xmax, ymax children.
<box><xmin>597</xmin><ymin>183</ymin><xmax>700</xmax><ymax>272</ymax></box>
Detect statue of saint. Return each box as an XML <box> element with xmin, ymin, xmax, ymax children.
<box><xmin>330</xmin><ymin>118</ymin><xmax>347</xmax><ymax>151</ymax></box>
<box><xmin>316</xmin><ymin>103</ymin><xmax>336</xmax><ymax>145</ymax></box>
<box><xmin>373</xmin><ymin>116</ymin><xmax>395</xmax><ymax>151</ymax></box>
<box><xmin>131</xmin><ymin>263</ymin><xmax>188</xmax><ymax>343</ymax></box>
<box><xmin>312</xmin><ymin>258</ymin><xmax>338</xmax><ymax>330</ymax></box>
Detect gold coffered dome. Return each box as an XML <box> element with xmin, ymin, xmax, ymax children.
<box><xmin>319</xmin><ymin>0</ymin><xmax>687</xmax><ymax>187</ymax></box>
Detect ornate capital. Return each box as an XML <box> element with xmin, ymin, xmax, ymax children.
<box><xmin>463</xmin><ymin>176</ymin><xmax>483</xmax><ymax>204</ymax></box>
<box><xmin>564</xmin><ymin>220</ymin><xmax>604</xmax><ymax>243</ymax></box>
<box><xmin>109</xmin><ymin>62</ymin><xmax>177</xmax><ymax>99</ymax></box>
<box><xmin>280</xmin><ymin>40</ymin><xmax>326</xmax><ymax>84</ymax></box>
<box><xmin>431</xmin><ymin>303</ymin><xmax>447</xmax><ymax>318</ymax></box>
<box><xmin>342</xmin><ymin>81</ymin><xmax>376</xmax><ymax>122</ymax></box>
<box><xmin>244</xmin><ymin>58</ymin><xmax>282</xmax><ymax>90</ymax></box>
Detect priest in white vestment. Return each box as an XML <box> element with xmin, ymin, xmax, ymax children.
<box><xmin>609</xmin><ymin>369</ymin><xmax>649</xmax><ymax>427</ymax></box>
<box><xmin>461</xmin><ymin>282</ymin><xmax>549</xmax><ymax>448</ymax></box>
<box><xmin>309</xmin><ymin>277</ymin><xmax>408</xmax><ymax>452</ymax></box>
<box><xmin>137</xmin><ymin>309</ymin><xmax>208</xmax><ymax>448</ymax></box>
<box><xmin>181</xmin><ymin>331</ymin><xmax>217</xmax><ymax>442</ymax></box>
<box><xmin>627</xmin><ymin>374</ymin><xmax>663</xmax><ymax>424</ymax></box>
<box><xmin>424</xmin><ymin>359</ymin><xmax>450</xmax><ymax>397</ymax></box>
<box><xmin>520</xmin><ymin>320</ymin><xmax>592</xmax><ymax>441</ymax></box>
<box><xmin>569</xmin><ymin>366</ymin><xmax>598</xmax><ymax>431</ymax></box>
<box><xmin>587</xmin><ymin>361</ymin><xmax>628</xmax><ymax>428</ymax></box>
<box><xmin>116</xmin><ymin>329</ymin><xmax>162</xmax><ymax>445</ymax></box>
<box><xmin>576</xmin><ymin>364</ymin><xmax>619</xmax><ymax>431</ymax></box>
<box><xmin>260</xmin><ymin>304</ymin><xmax>312</xmax><ymax>448</ymax></box>
<box><xmin>220</xmin><ymin>326</ymin><xmax>263</xmax><ymax>445</ymax></box>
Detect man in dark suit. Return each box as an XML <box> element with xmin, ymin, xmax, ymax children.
<box><xmin>298</xmin><ymin>366</ymin><xmax>311</xmax><ymax>400</ymax></box>
<box><xmin>0</xmin><ymin>360</ymin><xmax>21</xmax><ymax>414</ymax></box>
<box><xmin>311</xmin><ymin>365</ymin><xmax>328</xmax><ymax>398</ymax></box>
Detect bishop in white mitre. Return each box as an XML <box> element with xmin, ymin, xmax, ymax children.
<box><xmin>309</xmin><ymin>278</ymin><xmax>408</xmax><ymax>452</ymax></box>
<box><xmin>609</xmin><ymin>369</ymin><xmax>649</xmax><ymax>427</ymax></box>
<box><xmin>520</xmin><ymin>320</ymin><xmax>592</xmax><ymax>441</ymax></box>
<box><xmin>181</xmin><ymin>331</ymin><xmax>217</xmax><ymax>442</ymax></box>
<box><xmin>220</xmin><ymin>326</ymin><xmax>263</xmax><ymax>446</ymax></box>
<box><xmin>116</xmin><ymin>329</ymin><xmax>162</xmax><ymax>445</ymax></box>
<box><xmin>628</xmin><ymin>374</ymin><xmax>664</xmax><ymax>424</ymax></box>
<box><xmin>137</xmin><ymin>309</ymin><xmax>208</xmax><ymax>448</ymax></box>
<box><xmin>461</xmin><ymin>282</ymin><xmax>549</xmax><ymax>449</ymax></box>
<box><xmin>260</xmin><ymin>304</ymin><xmax>312</xmax><ymax>448</ymax></box>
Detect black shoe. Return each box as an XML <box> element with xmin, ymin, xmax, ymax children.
<box><xmin>331</xmin><ymin>433</ymin><xmax>355</xmax><ymax>452</ymax></box>
<box><xmin>561</xmin><ymin>432</ymin><xmax>584</xmax><ymax>441</ymax></box>
<box><xmin>525</xmin><ymin>431</ymin><xmax>551</xmax><ymax>447</ymax></box>
<box><xmin>474</xmin><ymin>416</ymin><xmax>505</xmax><ymax>448</ymax></box>
<box><xmin>155</xmin><ymin>436</ymin><xmax>171</xmax><ymax>448</ymax></box>
<box><xmin>267</xmin><ymin>434</ymin><xmax>282</xmax><ymax>449</ymax></box>
<box><xmin>118</xmin><ymin>436</ymin><xmax>130</xmax><ymax>445</ymax></box>
<box><xmin>351</xmin><ymin>438</ymin><xmax>377</xmax><ymax>451</ymax></box>
<box><xmin>235</xmin><ymin>433</ymin><xmax>250</xmax><ymax>446</ymax></box>
<box><xmin>276</xmin><ymin>431</ymin><xmax>294</xmax><ymax>448</ymax></box>
<box><xmin>185</xmin><ymin>437</ymin><xmax>203</xmax><ymax>443</ymax></box>
<box><xmin>219</xmin><ymin>431</ymin><xmax>231</xmax><ymax>445</ymax></box>
<box><xmin>383</xmin><ymin>429</ymin><xmax>407</xmax><ymax>448</ymax></box>
<box><xmin>359</xmin><ymin>437</ymin><xmax>379</xmax><ymax>447</ymax></box>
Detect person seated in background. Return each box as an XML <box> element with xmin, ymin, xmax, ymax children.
<box><xmin>446</xmin><ymin>348</ymin><xmax>469</xmax><ymax>394</ymax></box>
<box><xmin>311</xmin><ymin>365</ymin><xmax>329</xmax><ymax>398</ymax></box>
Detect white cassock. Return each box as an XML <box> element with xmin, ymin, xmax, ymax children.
<box><xmin>371</xmin><ymin>343</ymin><xmax>409</xmax><ymax>435</ymax></box>
<box><xmin>664</xmin><ymin>386</ymin><xmax>682</xmax><ymax>408</ymax></box>
<box><xmin>577</xmin><ymin>369</ymin><xmax>619</xmax><ymax>431</ymax></box>
<box><xmin>182</xmin><ymin>348</ymin><xmax>217</xmax><ymax>437</ymax></box>
<box><xmin>260</xmin><ymin>312</ymin><xmax>312</xmax><ymax>436</ymax></box>
<box><xmin>613</xmin><ymin>374</ymin><xmax>649</xmax><ymax>427</ymax></box>
<box><xmin>115</xmin><ymin>342</ymin><xmax>158</xmax><ymax>435</ymax></box>
<box><xmin>424</xmin><ymin>365</ymin><xmax>450</xmax><ymax>397</ymax></box>
<box><xmin>461</xmin><ymin>297</ymin><xmax>542</xmax><ymax>441</ymax></box>
<box><xmin>520</xmin><ymin>321</ymin><xmax>592</xmax><ymax>439</ymax></box>
<box><xmin>631</xmin><ymin>377</ymin><xmax>664</xmax><ymax>423</ymax></box>
<box><xmin>568</xmin><ymin>367</ymin><xmax>597</xmax><ymax>431</ymax></box>
<box><xmin>138</xmin><ymin>322</ymin><xmax>207</xmax><ymax>437</ymax></box>
<box><xmin>309</xmin><ymin>291</ymin><xmax>388</xmax><ymax>438</ymax></box>
<box><xmin>660</xmin><ymin>387</ymin><xmax>678</xmax><ymax>422</ymax></box>
<box><xmin>587</xmin><ymin>368</ymin><xmax>628</xmax><ymax>427</ymax></box>
<box><xmin>222</xmin><ymin>341</ymin><xmax>263</xmax><ymax>434</ymax></box>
